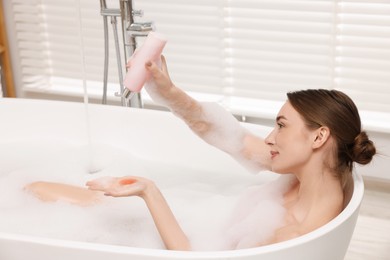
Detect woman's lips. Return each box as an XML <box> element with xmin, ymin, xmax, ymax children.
<box><xmin>270</xmin><ymin>151</ymin><xmax>279</xmax><ymax>159</ymax></box>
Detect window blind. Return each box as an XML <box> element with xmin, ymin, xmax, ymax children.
<box><xmin>134</xmin><ymin>0</ymin><xmax>226</xmax><ymax>94</ymax></box>
<box><xmin>335</xmin><ymin>0</ymin><xmax>390</xmax><ymax>112</ymax></box>
<box><xmin>8</xmin><ymin>0</ymin><xmax>390</xmax><ymax>113</ymax></box>
<box><xmin>226</xmin><ymin>0</ymin><xmax>335</xmax><ymax>102</ymax></box>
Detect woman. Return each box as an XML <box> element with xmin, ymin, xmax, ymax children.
<box><xmin>26</xmin><ymin>56</ymin><xmax>376</xmax><ymax>251</ymax></box>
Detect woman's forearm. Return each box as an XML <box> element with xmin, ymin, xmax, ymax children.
<box><xmin>145</xmin><ymin>59</ymin><xmax>270</xmax><ymax>172</ymax></box>
<box><xmin>144</xmin><ymin>58</ymin><xmax>210</xmax><ymax>136</ymax></box>
<box><xmin>163</xmin><ymin>86</ymin><xmax>212</xmax><ymax>136</ymax></box>
<box><xmin>142</xmin><ymin>183</ymin><xmax>191</xmax><ymax>251</ymax></box>
<box><xmin>86</xmin><ymin>176</ymin><xmax>191</xmax><ymax>250</ymax></box>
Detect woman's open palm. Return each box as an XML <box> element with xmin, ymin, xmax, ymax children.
<box><xmin>86</xmin><ymin>176</ymin><xmax>151</xmax><ymax>197</ymax></box>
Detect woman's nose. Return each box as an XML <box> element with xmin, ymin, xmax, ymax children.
<box><xmin>265</xmin><ymin>129</ymin><xmax>275</xmax><ymax>146</ymax></box>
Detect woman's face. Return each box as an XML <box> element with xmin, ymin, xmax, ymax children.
<box><xmin>265</xmin><ymin>101</ymin><xmax>317</xmax><ymax>174</ymax></box>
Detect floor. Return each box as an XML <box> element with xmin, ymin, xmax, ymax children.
<box><xmin>344</xmin><ymin>178</ymin><xmax>390</xmax><ymax>260</ymax></box>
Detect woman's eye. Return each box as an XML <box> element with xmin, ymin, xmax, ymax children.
<box><xmin>277</xmin><ymin>123</ymin><xmax>284</xmax><ymax>129</ymax></box>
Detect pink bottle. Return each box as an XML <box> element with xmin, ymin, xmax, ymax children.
<box><xmin>123</xmin><ymin>32</ymin><xmax>167</xmax><ymax>98</ymax></box>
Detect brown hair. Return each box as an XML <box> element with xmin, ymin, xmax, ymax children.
<box><xmin>287</xmin><ymin>89</ymin><xmax>376</xmax><ymax>184</ymax></box>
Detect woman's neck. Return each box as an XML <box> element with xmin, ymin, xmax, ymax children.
<box><xmin>288</xmin><ymin>169</ymin><xmax>344</xmax><ymax>223</ymax></box>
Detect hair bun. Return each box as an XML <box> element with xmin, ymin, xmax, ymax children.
<box><xmin>351</xmin><ymin>131</ymin><xmax>376</xmax><ymax>165</ymax></box>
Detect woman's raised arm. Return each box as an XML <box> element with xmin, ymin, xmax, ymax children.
<box><xmin>144</xmin><ymin>57</ymin><xmax>271</xmax><ymax>173</ymax></box>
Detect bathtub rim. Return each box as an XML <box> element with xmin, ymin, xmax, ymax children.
<box><xmin>0</xmin><ymin>171</ymin><xmax>363</xmax><ymax>258</ymax></box>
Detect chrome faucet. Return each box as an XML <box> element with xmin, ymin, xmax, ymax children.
<box><xmin>99</xmin><ymin>0</ymin><xmax>154</xmax><ymax>107</ymax></box>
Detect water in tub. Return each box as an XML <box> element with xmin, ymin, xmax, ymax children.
<box><xmin>0</xmin><ymin>89</ymin><xmax>290</xmax><ymax>250</ymax></box>
<box><xmin>0</xmin><ymin>140</ymin><xmax>294</xmax><ymax>250</ymax></box>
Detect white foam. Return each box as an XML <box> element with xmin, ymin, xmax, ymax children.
<box><xmin>0</xmin><ymin>141</ymin><xmax>289</xmax><ymax>250</ymax></box>
<box><xmin>184</xmin><ymin>102</ymin><xmax>269</xmax><ymax>174</ymax></box>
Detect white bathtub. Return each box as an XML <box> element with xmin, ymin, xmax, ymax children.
<box><xmin>0</xmin><ymin>98</ymin><xmax>363</xmax><ymax>260</ymax></box>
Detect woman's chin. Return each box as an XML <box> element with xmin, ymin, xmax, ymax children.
<box><xmin>271</xmin><ymin>166</ymin><xmax>291</xmax><ymax>175</ymax></box>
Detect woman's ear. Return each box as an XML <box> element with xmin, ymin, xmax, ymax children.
<box><xmin>312</xmin><ymin>126</ymin><xmax>330</xmax><ymax>149</ymax></box>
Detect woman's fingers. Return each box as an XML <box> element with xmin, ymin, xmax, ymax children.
<box><xmin>145</xmin><ymin>60</ymin><xmax>161</xmax><ymax>77</ymax></box>
<box><xmin>152</xmin><ymin>55</ymin><xmax>170</xmax><ymax>80</ymax></box>
<box><xmin>86</xmin><ymin>176</ymin><xmax>146</xmax><ymax>197</ymax></box>
<box><xmin>103</xmin><ymin>180</ymin><xmax>145</xmax><ymax>197</ymax></box>
<box><xmin>146</xmin><ymin>59</ymin><xmax>173</xmax><ymax>88</ymax></box>
<box><xmin>86</xmin><ymin>176</ymin><xmax>116</xmax><ymax>191</ymax></box>
<box><xmin>160</xmin><ymin>55</ymin><xmax>169</xmax><ymax>76</ymax></box>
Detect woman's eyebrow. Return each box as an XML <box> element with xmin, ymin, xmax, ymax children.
<box><xmin>276</xmin><ymin>115</ymin><xmax>287</xmax><ymax>121</ymax></box>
